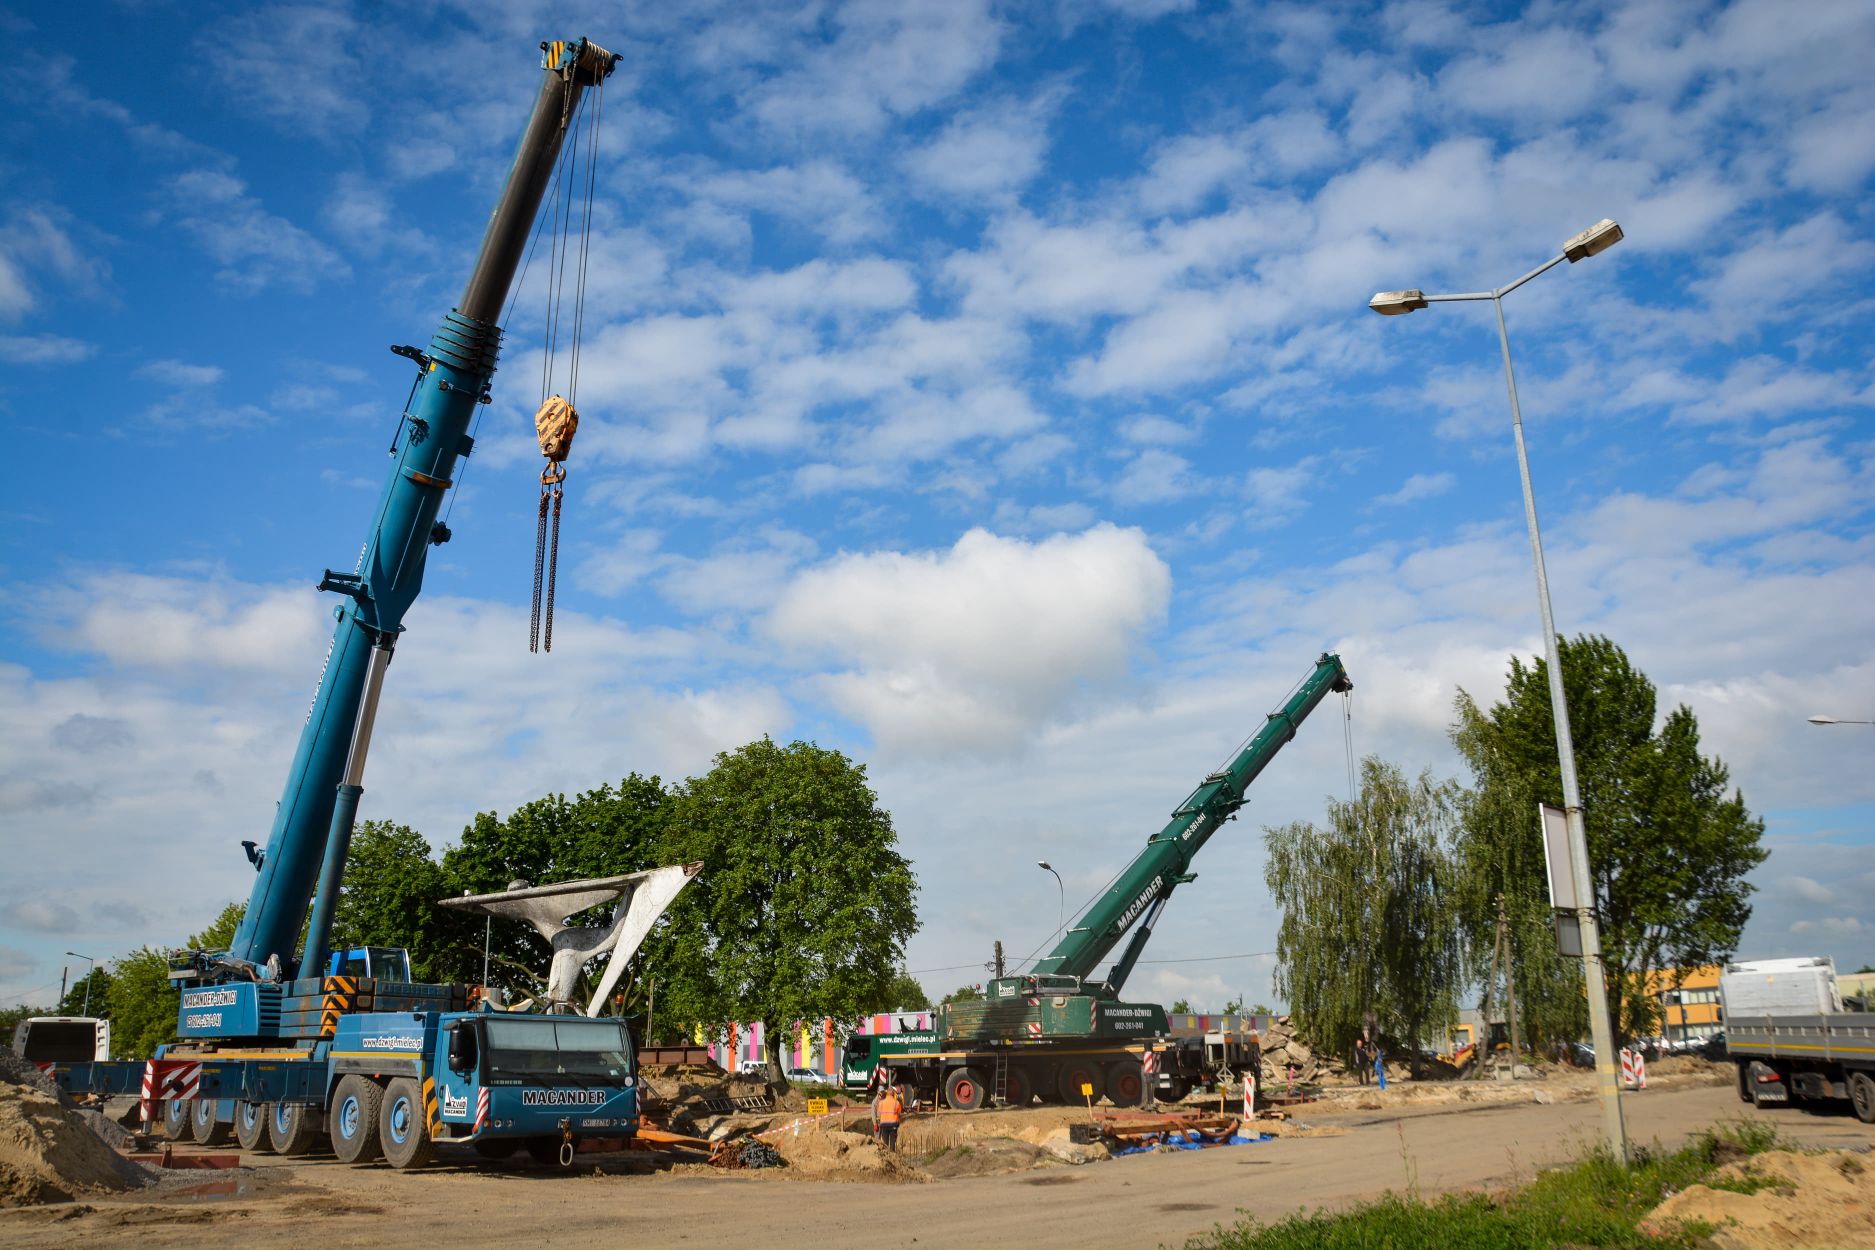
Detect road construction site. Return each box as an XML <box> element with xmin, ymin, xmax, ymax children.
<box><xmin>8</xmin><ymin>1060</ymin><xmax>1874</xmax><ymax>1250</ymax></box>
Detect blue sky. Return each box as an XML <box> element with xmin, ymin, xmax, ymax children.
<box><xmin>2</xmin><ymin>0</ymin><xmax>1872</xmax><ymax>1013</ymax></box>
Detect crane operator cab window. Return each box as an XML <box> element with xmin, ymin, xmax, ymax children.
<box><xmin>482</xmin><ymin>1018</ymin><xmax>633</xmax><ymax>1082</ymax></box>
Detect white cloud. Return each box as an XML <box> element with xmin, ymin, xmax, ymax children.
<box><xmin>1112</xmin><ymin>448</ymin><xmax>1197</xmax><ymax>505</ymax></box>
<box><xmin>0</xmin><ymin>333</ymin><xmax>94</xmax><ymax>364</ymax></box>
<box><xmin>903</xmin><ymin>95</ymin><xmax>1056</xmax><ymax>201</ymax></box>
<box><xmin>1373</xmin><ymin>472</ymin><xmax>1455</xmax><ymax>507</ymax></box>
<box><xmin>768</xmin><ymin>525</ymin><xmax>1171</xmax><ymax>752</ymax></box>
<box><xmin>156</xmin><ymin>169</ymin><xmax>350</xmax><ymax>294</ymax></box>
<box><xmin>740</xmin><ymin>0</ymin><xmax>1005</xmax><ymax>137</ymax></box>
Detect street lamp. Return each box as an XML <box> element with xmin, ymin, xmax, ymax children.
<box><xmin>65</xmin><ymin>951</ymin><xmax>95</xmax><ymax>1016</ymax></box>
<box><xmin>1369</xmin><ymin>217</ymin><xmax>1628</xmax><ymax>1163</ymax></box>
<box><xmin>1036</xmin><ymin>861</ymin><xmax>1065</xmax><ymax>945</ymax></box>
<box><xmin>1810</xmin><ymin>716</ymin><xmax>1873</xmax><ymax>726</ymax></box>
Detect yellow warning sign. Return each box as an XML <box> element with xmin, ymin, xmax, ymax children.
<box><xmin>807</xmin><ymin>1097</ymin><xmax>830</xmax><ymax>1116</ymax></box>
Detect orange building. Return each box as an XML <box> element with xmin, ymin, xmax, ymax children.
<box><xmin>1641</xmin><ymin>965</ymin><xmax>1723</xmax><ymax>1043</ymax></box>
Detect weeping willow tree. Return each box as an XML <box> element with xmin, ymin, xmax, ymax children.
<box><xmin>1264</xmin><ymin>757</ymin><xmax>1465</xmax><ymax>1060</ymax></box>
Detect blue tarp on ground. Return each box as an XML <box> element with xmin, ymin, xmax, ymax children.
<box><xmin>1115</xmin><ymin>1131</ymin><xmax>1273</xmax><ymax>1156</ymax></box>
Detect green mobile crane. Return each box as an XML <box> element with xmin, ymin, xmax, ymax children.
<box><xmin>845</xmin><ymin>653</ymin><xmax>1351</xmax><ymax>1109</ymax></box>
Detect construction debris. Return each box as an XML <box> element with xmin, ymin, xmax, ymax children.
<box><xmin>1</xmin><ymin>1053</ymin><xmax>155</xmax><ymax>1207</ymax></box>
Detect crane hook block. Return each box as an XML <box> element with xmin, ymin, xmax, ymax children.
<box><xmin>536</xmin><ymin>394</ymin><xmax>578</xmax><ymax>470</ymax></box>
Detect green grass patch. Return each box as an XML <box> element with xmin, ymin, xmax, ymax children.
<box><xmin>1181</xmin><ymin>1121</ymin><xmax>1779</xmax><ymax>1250</ymax></box>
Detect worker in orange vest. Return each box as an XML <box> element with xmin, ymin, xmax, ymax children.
<box><xmin>873</xmin><ymin>1082</ymin><xmax>905</xmax><ymax>1151</ymax></box>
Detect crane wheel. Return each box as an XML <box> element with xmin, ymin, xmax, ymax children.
<box><xmin>330</xmin><ymin>1077</ymin><xmax>384</xmax><ymax>1164</ymax></box>
<box><xmin>378</xmin><ymin>1077</ymin><xmax>436</xmax><ymax>1170</ymax></box>
<box><xmin>190</xmin><ymin>1098</ymin><xmax>232</xmax><ymax>1146</ymax></box>
<box><xmin>159</xmin><ymin>1099</ymin><xmax>190</xmax><ymax>1141</ymax></box>
<box><xmin>268</xmin><ymin>1101</ymin><xmax>324</xmax><ymax>1156</ymax></box>
<box><xmin>944</xmin><ymin>1067</ymin><xmax>988</xmax><ymax>1111</ymax></box>
<box><xmin>1056</xmin><ymin>1063</ymin><xmax>1099</xmax><ymax>1105</ymax></box>
<box><xmin>1001</xmin><ymin>1066</ymin><xmax>1033</xmax><ymax>1107</ymax></box>
<box><xmin>235</xmin><ymin>1101</ymin><xmax>272</xmax><ymax>1153</ymax></box>
<box><xmin>1106</xmin><ymin>1060</ymin><xmax>1146</xmax><ymax>1108</ymax></box>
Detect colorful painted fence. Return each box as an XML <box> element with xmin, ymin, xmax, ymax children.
<box><xmin>703</xmin><ymin>1011</ymin><xmax>932</xmax><ymax>1074</ymax></box>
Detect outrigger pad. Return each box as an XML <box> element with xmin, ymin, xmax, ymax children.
<box><xmin>440</xmin><ymin>864</ymin><xmax>701</xmax><ymax>1015</ymax></box>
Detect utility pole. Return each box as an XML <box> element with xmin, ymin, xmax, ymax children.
<box><xmin>993</xmin><ymin>940</ymin><xmax>1005</xmax><ymax>979</ymax></box>
<box><xmin>1498</xmin><ymin>894</ymin><xmax>1523</xmax><ymax>1075</ymax></box>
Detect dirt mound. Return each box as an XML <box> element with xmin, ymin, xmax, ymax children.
<box><xmin>1645</xmin><ymin>1148</ymin><xmax>1875</xmax><ymax>1248</ymax></box>
<box><xmin>762</xmin><ymin>1118</ymin><xmax>924</xmax><ymax>1183</ymax></box>
<box><xmin>0</xmin><ymin>1050</ymin><xmax>60</xmax><ymax>1098</ymax></box>
<box><xmin>0</xmin><ymin>1080</ymin><xmax>154</xmax><ymax>1207</ymax></box>
<box><xmin>921</xmin><ymin>1137</ymin><xmax>1058</xmax><ymax>1178</ymax></box>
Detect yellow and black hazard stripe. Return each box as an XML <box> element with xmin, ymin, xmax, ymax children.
<box><xmin>421</xmin><ymin>1076</ymin><xmax>442</xmax><ymax>1137</ymax></box>
<box><xmin>320</xmin><ymin>975</ymin><xmax>359</xmax><ymax>1038</ymax></box>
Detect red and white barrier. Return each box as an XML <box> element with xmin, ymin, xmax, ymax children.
<box><xmin>1619</xmin><ymin>1048</ymin><xmax>1647</xmax><ymax>1089</ymax></box>
<box><xmin>1243</xmin><ymin>1074</ymin><xmax>1257</xmax><ymax>1119</ymax></box>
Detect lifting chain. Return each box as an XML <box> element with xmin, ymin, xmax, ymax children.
<box><xmin>529</xmin><ymin>395</ymin><xmax>578</xmax><ymax>653</ymax></box>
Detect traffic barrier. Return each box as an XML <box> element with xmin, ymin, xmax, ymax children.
<box><xmin>1620</xmin><ymin>1048</ymin><xmax>1647</xmax><ymax>1089</ymax></box>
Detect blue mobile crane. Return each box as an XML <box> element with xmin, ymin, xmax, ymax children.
<box><xmin>45</xmin><ymin>38</ymin><xmax>664</xmax><ymax>1169</ymax></box>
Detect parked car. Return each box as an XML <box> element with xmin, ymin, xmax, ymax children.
<box><xmin>1700</xmin><ymin>1031</ymin><xmax>1727</xmax><ymax>1061</ymax></box>
<box><xmin>783</xmin><ymin>1066</ymin><xmax>827</xmax><ymax>1085</ymax></box>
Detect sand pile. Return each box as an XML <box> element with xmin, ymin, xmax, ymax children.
<box><xmin>761</xmin><ymin>1118</ymin><xmax>924</xmax><ymax>1183</ymax></box>
<box><xmin>0</xmin><ymin>1058</ymin><xmax>153</xmax><ymax>1207</ymax></box>
<box><xmin>1645</xmin><ymin>1149</ymin><xmax>1875</xmax><ymax>1248</ymax></box>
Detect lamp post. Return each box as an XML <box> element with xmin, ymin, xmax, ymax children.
<box><xmin>1809</xmin><ymin>716</ymin><xmax>1873</xmax><ymax>727</ymax></box>
<box><xmin>1368</xmin><ymin>217</ymin><xmax>1628</xmax><ymax>1163</ymax></box>
<box><xmin>65</xmin><ymin>951</ymin><xmax>95</xmax><ymax>1016</ymax></box>
<box><xmin>1037</xmin><ymin>861</ymin><xmax>1065</xmax><ymax>945</ymax></box>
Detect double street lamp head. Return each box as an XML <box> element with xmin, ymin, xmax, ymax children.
<box><xmin>1367</xmin><ymin>218</ymin><xmax>1624</xmax><ymax>315</ymax></box>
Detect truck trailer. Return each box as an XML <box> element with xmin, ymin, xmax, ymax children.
<box><xmin>1719</xmin><ymin>956</ymin><xmax>1875</xmax><ymax>1121</ymax></box>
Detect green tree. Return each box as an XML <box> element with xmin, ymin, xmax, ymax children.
<box><xmin>1169</xmin><ymin>998</ymin><xmax>1194</xmax><ymax>1013</ymax></box>
<box><xmin>1454</xmin><ymin>635</ymin><xmax>1768</xmax><ymax>1042</ymax></box>
<box><xmin>56</xmin><ymin>968</ymin><xmax>114</xmax><ymax>1018</ymax></box>
<box><xmin>1265</xmin><ymin>756</ymin><xmax>1464</xmax><ymax>1060</ymax></box>
<box><xmin>652</xmin><ymin>738</ymin><xmax>918</xmax><ymax>1083</ymax></box>
<box><xmin>333</xmin><ymin>821</ymin><xmax>457</xmax><ymax>982</ymax></box>
<box><xmin>105</xmin><ymin>949</ymin><xmax>179</xmax><ymax>1059</ymax></box>
<box><xmin>193</xmin><ymin>902</ymin><xmax>246</xmax><ymax>951</ymax></box>
<box><xmin>877</xmin><ymin>970</ymin><xmax>930</xmax><ymax>1011</ymax></box>
<box><xmin>942</xmin><ymin>984</ymin><xmax>983</xmax><ymax>1004</ymax></box>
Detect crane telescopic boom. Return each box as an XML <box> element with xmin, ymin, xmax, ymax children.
<box><xmin>1020</xmin><ymin>651</ymin><xmax>1351</xmax><ymax>999</ymax></box>
<box><xmin>223</xmin><ymin>38</ymin><xmax>619</xmax><ymax>982</ymax></box>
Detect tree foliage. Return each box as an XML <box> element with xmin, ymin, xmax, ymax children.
<box><xmin>1265</xmin><ymin>757</ymin><xmax>1464</xmax><ymax>1058</ymax></box>
<box><xmin>333</xmin><ymin>821</ymin><xmax>458</xmax><ymax>982</ymax></box>
<box><xmin>1453</xmin><ymin>634</ymin><xmax>1767</xmax><ymax>1042</ymax></box>
<box><xmin>879</xmin><ymin>971</ymin><xmax>931</xmax><ymax>1012</ymax></box>
<box><xmin>651</xmin><ymin>738</ymin><xmax>918</xmax><ymax>1079</ymax></box>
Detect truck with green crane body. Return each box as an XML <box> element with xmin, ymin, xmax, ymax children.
<box><xmin>846</xmin><ymin>652</ymin><xmax>1352</xmax><ymax>1109</ymax></box>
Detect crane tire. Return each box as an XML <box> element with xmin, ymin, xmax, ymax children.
<box><xmin>378</xmin><ymin>1077</ymin><xmax>435</xmax><ymax>1169</ymax></box>
<box><xmin>1000</xmin><ymin>1066</ymin><xmax>1034</xmax><ymax>1107</ymax></box>
<box><xmin>268</xmin><ymin>1101</ymin><xmax>324</xmax><ymax>1156</ymax></box>
<box><xmin>190</xmin><ymin>1098</ymin><xmax>232</xmax><ymax>1146</ymax></box>
<box><xmin>944</xmin><ymin>1067</ymin><xmax>988</xmax><ymax>1111</ymax></box>
<box><xmin>234</xmin><ymin>1101</ymin><xmax>271</xmax><ymax>1153</ymax></box>
<box><xmin>1057</xmin><ymin>1062</ymin><xmax>1100</xmax><ymax>1105</ymax></box>
<box><xmin>1106</xmin><ymin>1059</ymin><xmax>1147</xmax><ymax>1108</ymax></box>
<box><xmin>330</xmin><ymin>1077</ymin><xmax>384</xmax><ymax>1164</ymax></box>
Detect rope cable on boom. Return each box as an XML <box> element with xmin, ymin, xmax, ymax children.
<box><xmin>527</xmin><ymin>68</ymin><xmax>603</xmax><ymax>653</ymax></box>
